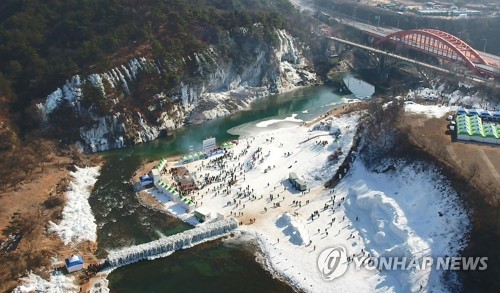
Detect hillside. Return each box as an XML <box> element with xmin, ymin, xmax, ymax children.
<box><xmin>0</xmin><ymin>0</ymin><xmax>327</xmax><ymax>161</ymax></box>
<box><xmin>0</xmin><ymin>1</ymin><xmax>326</xmax><ymax>290</ymax></box>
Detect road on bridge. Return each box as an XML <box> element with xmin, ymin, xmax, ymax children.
<box><xmin>337</xmin><ymin>17</ymin><xmax>500</xmax><ymax>69</ymax></box>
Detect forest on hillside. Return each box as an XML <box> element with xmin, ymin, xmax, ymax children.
<box><xmin>0</xmin><ymin>0</ymin><xmax>318</xmax><ymax>133</ymax></box>
<box><xmin>0</xmin><ymin>0</ymin><xmax>318</xmax><ymax>189</ymax></box>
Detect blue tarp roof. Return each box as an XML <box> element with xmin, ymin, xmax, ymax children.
<box><xmin>140</xmin><ymin>175</ymin><xmax>153</xmax><ymax>183</ymax></box>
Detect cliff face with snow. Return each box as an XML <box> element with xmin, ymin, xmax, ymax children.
<box><xmin>39</xmin><ymin>28</ymin><xmax>316</xmax><ymax>152</ymax></box>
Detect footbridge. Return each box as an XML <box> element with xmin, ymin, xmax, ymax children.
<box><xmin>106</xmin><ymin>218</ymin><xmax>238</xmax><ymax>268</ymax></box>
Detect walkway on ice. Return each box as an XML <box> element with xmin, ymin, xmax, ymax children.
<box><xmin>106</xmin><ymin>218</ymin><xmax>238</xmax><ymax>268</ymax></box>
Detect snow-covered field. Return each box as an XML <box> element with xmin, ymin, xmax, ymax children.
<box><xmin>403</xmin><ymin>102</ymin><xmax>457</xmax><ymax>118</ymax></box>
<box><xmin>407</xmin><ymin>84</ymin><xmax>499</xmax><ymax>110</ymax></box>
<box><xmin>48</xmin><ymin>166</ymin><xmax>101</xmax><ymax>245</ymax></box>
<box><xmin>143</xmin><ymin>113</ymin><xmax>470</xmax><ymax>292</ymax></box>
<box><xmin>13</xmin><ymin>272</ymin><xmax>79</xmax><ymax>293</ymax></box>
<box><xmin>237</xmin><ymin>160</ymin><xmax>469</xmax><ymax>293</ymax></box>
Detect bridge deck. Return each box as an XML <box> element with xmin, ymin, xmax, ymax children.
<box><xmin>332</xmin><ymin>17</ymin><xmax>499</xmax><ymax>77</ymax></box>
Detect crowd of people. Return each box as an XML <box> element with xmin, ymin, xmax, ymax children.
<box><xmin>151</xmin><ymin>119</ymin><xmax>367</xmax><ymax>269</ymax></box>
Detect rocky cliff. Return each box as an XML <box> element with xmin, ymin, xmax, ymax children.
<box><xmin>39</xmin><ymin>27</ymin><xmax>316</xmax><ymax>152</ymax></box>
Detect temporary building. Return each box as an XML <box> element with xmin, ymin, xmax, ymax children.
<box><xmin>157</xmin><ymin>158</ymin><xmax>168</xmax><ymax>171</ymax></box>
<box><xmin>480</xmin><ymin>111</ymin><xmax>493</xmax><ymax>119</ymax></box>
<box><xmin>140</xmin><ymin>175</ymin><xmax>153</xmax><ymax>186</ymax></box>
<box><xmin>294</xmin><ymin>179</ymin><xmax>307</xmax><ymax>191</ymax></box>
<box><xmin>151</xmin><ymin>169</ymin><xmax>161</xmax><ymax>187</ymax></box>
<box><xmin>456</xmin><ymin>108</ymin><xmax>468</xmax><ymax>115</ymax></box>
<box><xmin>484</xmin><ymin>124</ymin><xmax>499</xmax><ymax>144</ymax></box>
<box><xmin>65</xmin><ymin>255</ymin><xmax>84</xmax><ymax>273</ymax></box>
<box><xmin>468</xmin><ymin>108</ymin><xmax>480</xmax><ymax>116</ymax></box>
<box><xmin>456</xmin><ymin>112</ymin><xmax>500</xmax><ymax>144</ymax></box>
<box><xmin>194</xmin><ymin>208</ymin><xmax>212</xmax><ymax>222</ymax></box>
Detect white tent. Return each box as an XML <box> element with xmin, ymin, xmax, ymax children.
<box><xmin>151</xmin><ymin>169</ymin><xmax>161</xmax><ymax>185</ymax></box>
<box><xmin>484</xmin><ymin>124</ymin><xmax>499</xmax><ymax>144</ymax></box>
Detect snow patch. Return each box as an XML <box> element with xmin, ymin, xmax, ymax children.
<box><xmin>404</xmin><ymin>103</ymin><xmax>457</xmax><ymax>118</ymax></box>
<box><xmin>276</xmin><ymin>213</ymin><xmax>310</xmax><ymax>245</ymax></box>
<box><xmin>341</xmin><ymin>160</ymin><xmax>470</xmax><ymax>291</ymax></box>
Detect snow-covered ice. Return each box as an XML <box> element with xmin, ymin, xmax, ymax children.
<box><xmin>139</xmin><ymin>112</ymin><xmax>469</xmax><ymax>292</ymax></box>
<box><xmin>49</xmin><ymin>166</ymin><xmax>101</xmax><ymax>245</ymax></box>
<box><xmin>245</xmin><ymin>160</ymin><xmax>469</xmax><ymax>292</ymax></box>
<box><xmin>255</xmin><ymin>114</ymin><xmax>303</xmax><ymax>128</ymax></box>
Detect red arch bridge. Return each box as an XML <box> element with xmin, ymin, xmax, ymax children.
<box><xmin>322</xmin><ymin>23</ymin><xmax>499</xmax><ymax>78</ymax></box>
<box><xmin>373</xmin><ymin>29</ymin><xmax>492</xmax><ymax>76</ymax></box>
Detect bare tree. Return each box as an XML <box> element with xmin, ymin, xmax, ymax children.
<box><xmin>466</xmin><ymin>163</ymin><xmax>480</xmax><ymax>183</ymax></box>
<box><xmin>360</xmin><ymin>98</ymin><xmax>404</xmax><ymax>165</ymax></box>
<box><xmin>20</xmin><ymin>146</ymin><xmax>38</xmax><ymax>180</ymax></box>
<box><xmin>431</xmin><ymin>140</ymin><xmax>447</xmax><ymax>161</ymax></box>
<box><xmin>31</xmin><ymin>138</ymin><xmax>55</xmax><ymax>172</ymax></box>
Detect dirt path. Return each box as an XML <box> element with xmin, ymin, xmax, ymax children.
<box><xmin>446</xmin><ymin>145</ymin><xmax>459</xmax><ymax>163</ymax></box>
<box><xmin>304</xmin><ymin>101</ymin><xmax>365</xmax><ymax>127</ymax></box>
<box><xmin>299</xmin><ymin>134</ymin><xmax>331</xmax><ymax>144</ymax></box>
<box><xmin>478</xmin><ymin>149</ymin><xmax>500</xmax><ymax>180</ymax></box>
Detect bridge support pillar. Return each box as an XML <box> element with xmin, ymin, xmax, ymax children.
<box><xmin>378</xmin><ymin>54</ymin><xmax>386</xmax><ymax>74</ymax></box>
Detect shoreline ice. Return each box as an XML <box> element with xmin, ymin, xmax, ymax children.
<box><xmin>48</xmin><ymin>166</ymin><xmax>101</xmax><ymax>245</ymax></box>
<box><xmin>255</xmin><ymin>114</ymin><xmax>303</xmax><ymax>128</ymax></box>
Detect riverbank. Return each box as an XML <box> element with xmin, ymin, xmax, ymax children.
<box><xmin>2</xmin><ymin>153</ymin><xmax>103</xmax><ymax>292</ymax></box>
<box><xmin>304</xmin><ymin>100</ymin><xmax>367</xmax><ymax>127</ymax></box>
